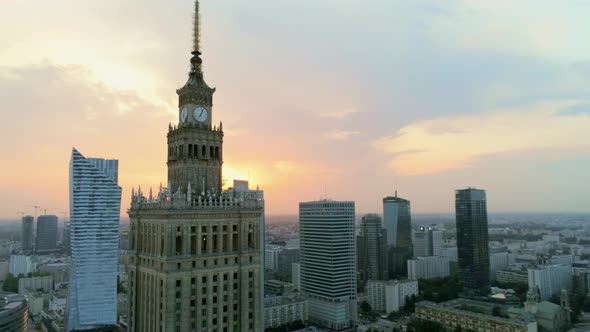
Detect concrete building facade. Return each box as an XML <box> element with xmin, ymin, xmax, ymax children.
<box><xmin>416</xmin><ymin>300</ymin><xmax>538</xmax><ymax>332</ymax></box>
<box><xmin>264</xmin><ymin>296</ymin><xmax>308</xmax><ymax>329</ymax></box>
<box><xmin>291</xmin><ymin>263</ymin><xmax>301</xmax><ymax>291</ymax></box>
<box><xmin>412</xmin><ymin>224</ymin><xmax>443</xmax><ymax>257</ymax></box>
<box><xmin>497</xmin><ymin>269</ymin><xmax>529</xmax><ymax>284</ymax></box>
<box><xmin>367</xmin><ymin>279</ymin><xmax>418</xmax><ymax>314</ymax></box>
<box><xmin>9</xmin><ymin>255</ymin><xmax>34</xmax><ymax>277</ymax></box>
<box><xmin>18</xmin><ymin>275</ymin><xmax>53</xmax><ymax>295</ymax></box>
<box><xmin>300</xmin><ymin>201</ymin><xmax>357</xmax><ymax>331</ymax></box>
<box><xmin>265</xmin><ymin>245</ymin><xmax>283</xmax><ymax>272</ymax></box>
<box><xmin>528</xmin><ymin>264</ymin><xmax>573</xmax><ymax>300</ymax></box>
<box><xmin>407</xmin><ymin>256</ymin><xmax>450</xmax><ymax>280</ymax></box>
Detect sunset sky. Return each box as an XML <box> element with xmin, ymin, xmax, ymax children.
<box><xmin>1</xmin><ymin>0</ymin><xmax>589</xmax><ymax>219</ymax></box>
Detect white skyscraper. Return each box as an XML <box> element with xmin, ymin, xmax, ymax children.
<box><xmin>528</xmin><ymin>264</ymin><xmax>573</xmax><ymax>301</ymax></box>
<box><xmin>412</xmin><ymin>224</ymin><xmax>443</xmax><ymax>257</ymax></box>
<box><xmin>300</xmin><ymin>201</ymin><xmax>357</xmax><ymax>331</ymax></box>
<box><xmin>265</xmin><ymin>245</ymin><xmax>283</xmax><ymax>272</ymax></box>
<box><xmin>66</xmin><ymin>148</ymin><xmax>121</xmax><ymax>331</ymax></box>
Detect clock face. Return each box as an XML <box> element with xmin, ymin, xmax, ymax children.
<box><xmin>194</xmin><ymin>106</ymin><xmax>208</xmax><ymax>122</ymax></box>
<box><xmin>180</xmin><ymin>107</ymin><xmax>188</xmax><ymax>122</ymax></box>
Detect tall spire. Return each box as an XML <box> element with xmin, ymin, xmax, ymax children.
<box><xmin>185</xmin><ymin>0</ymin><xmax>207</xmax><ymax>87</ymax></box>
<box><xmin>193</xmin><ymin>0</ymin><xmax>200</xmax><ymax>53</ymax></box>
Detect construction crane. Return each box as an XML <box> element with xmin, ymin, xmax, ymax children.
<box><xmin>41</xmin><ymin>208</ymin><xmax>57</xmax><ymax>215</ymax></box>
<box><xmin>32</xmin><ymin>205</ymin><xmax>41</xmax><ymax>220</ymax></box>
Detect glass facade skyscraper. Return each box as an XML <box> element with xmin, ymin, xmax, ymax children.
<box><xmin>21</xmin><ymin>216</ymin><xmax>34</xmax><ymax>253</ymax></box>
<box><xmin>455</xmin><ymin>188</ymin><xmax>490</xmax><ymax>296</ymax></box>
<box><xmin>66</xmin><ymin>148</ymin><xmax>121</xmax><ymax>331</ymax></box>
<box><xmin>357</xmin><ymin>214</ymin><xmax>387</xmax><ymax>290</ymax></box>
<box><xmin>383</xmin><ymin>195</ymin><xmax>413</xmax><ymax>278</ymax></box>
<box><xmin>36</xmin><ymin>215</ymin><xmax>58</xmax><ymax>253</ymax></box>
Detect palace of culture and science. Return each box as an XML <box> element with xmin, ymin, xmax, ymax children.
<box><xmin>127</xmin><ymin>1</ymin><xmax>265</xmax><ymax>331</ymax></box>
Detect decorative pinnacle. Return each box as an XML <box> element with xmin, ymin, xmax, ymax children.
<box><xmin>193</xmin><ymin>0</ymin><xmax>201</xmax><ymax>54</ymax></box>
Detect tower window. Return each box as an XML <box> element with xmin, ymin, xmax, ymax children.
<box><xmin>188</xmin><ymin>144</ymin><xmax>193</xmax><ymax>158</ymax></box>
<box><xmin>194</xmin><ymin>145</ymin><xmax>199</xmax><ymax>158</ymax></box>
<box><xmin>210</xmin><ymin>146</ymin><xmax>214</xmax><ymax>159</ymax></box>
<box><xmin>215</xmin><ymin>147</ymin><xmax>220</xmax><ymax>160</ymax></box>
<box><xmin>176</xmin><ymin>236</ymin><xmax>182</xmax><ymax>255</ymax></box>
<box><xmin>202</xmin><ymin>146</ymin><xmax>206</xmax><ymax>158</ymax></box>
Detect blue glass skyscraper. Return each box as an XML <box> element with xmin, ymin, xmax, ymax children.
<box><xmin>66</xmin><ymin>148</ymin><xmax>121</xmax><ymax>331</ymax></box>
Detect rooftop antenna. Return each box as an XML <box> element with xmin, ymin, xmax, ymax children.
<box><xmin>324</xmin><ymin>184</ymin><xmax>327</xmax><ymax>200</ymax></box>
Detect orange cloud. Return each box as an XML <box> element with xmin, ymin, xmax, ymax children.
<box><xmin>374</xmin><ymin>100</ymin><xmax>590</xmax><ymax>176</ymax></box>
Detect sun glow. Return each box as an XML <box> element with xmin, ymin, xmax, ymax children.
<box><xmin>222</xmin><ymin>165</ymin><xmax>261</xmax><ymax>190</ymax></box>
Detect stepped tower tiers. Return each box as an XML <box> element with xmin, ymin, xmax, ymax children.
<box><xmin>168</xmin><ymin>0</ymin><xmax>223</xmax><ymax>195</ymax></box>
<box><xmin>127</xmin><ymin>2</ymin><xmax>265</xmax><ymax>332</ymax></box>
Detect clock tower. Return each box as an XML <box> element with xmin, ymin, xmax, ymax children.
<box><xmin>168</xmin><ymin>0</ymin><xmax>223</xmax><ymax>195</ymax></box>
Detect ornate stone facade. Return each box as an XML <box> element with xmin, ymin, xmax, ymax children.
<box><xmin>127</xmin><ymin>1</ymin><xmax>264</xmax><ymax>331</ymax></box>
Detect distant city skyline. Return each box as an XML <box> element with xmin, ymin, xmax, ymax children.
<box><xmin>2</xmin><ymin>1</ymin><xmax>590</xmax><ymax>218</ymax></box>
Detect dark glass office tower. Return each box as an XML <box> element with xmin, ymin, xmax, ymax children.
<box><xmin>36</xmin><ymin>215</ymin><xmax>58</xmax><ymax>253</ymax></box>
<box><xmin>383</xmin><ymin>195</ymin><xmax>413</xmax><ymax>278</ymax></box>
<box><xmin>357</xmin><ymin>214</ymin><xmax>388</xmax><ymax>290</ymax></box>
<box><xmin>455</xmin><ymin>188</ymin><xmax>490</xmax><ymax>296</ymax></box>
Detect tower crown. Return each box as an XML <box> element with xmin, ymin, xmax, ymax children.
<box><xmin>169</xmin><ymin>0</ymin><xmax>223</xmax><ymax>196</ymax></box>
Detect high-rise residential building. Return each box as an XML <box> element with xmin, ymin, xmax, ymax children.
<box><xmin>528</xmin><ymin>264</ymin><xmax>573</xmax><ymax>301</ymax></box>
<box><xmin>21</xmin><ymin>216</ymin><xmax>34</xmax><ymax>253</ymax></box>
<box><xmin>455</xmin><ymin>188</ymin><xmax>491</xmax><ymax>296</ymax></box>
<box><xmin>265</xmin><ymin>245</ymin><xmax>283</xmax><ymax>272</ymax></box>
<box><xmin>367</xmin><ymin>279</ymin><xmax>418</xmax><ymax>314</ymax></box>
<box><xmin>300</xmin><ymin>201</ymin><xmax>357</xmax><ymax>330</ymax></box>
<box><xmin>407</xmin><ymin>256</ymin><xmax>450</xmax><ymax>280</ymax></box>
<box><xmin>36</xmin><ymin>215</ymin><xmax>58</xmax><ymax>253</ymax></box>
<box><xmin>412</xmin><ymin>224</ymin><xmax>443</xmax><ymax>257</ymax></box>
<box><xmin>9</xmin><ymin>255</ymin><xmax>34</xmax><ymax>277</ymax></box>
<box><xmin>127</xmin><ymin>2</ymin><xmax>265</xmax><ymax>331</ymax></box>
<box><xmin>66</xmin><ymin>148</ymin><xmax>121</xmax><ymax>331</ymax></box>
<box><xmin>383</xmin><ymin>194</ymin><xmax>413</xmax><ymax>278</ymax></box>
<box><xmin>357</xmin><ymin>214</ymin><xmax>388</xmax><ymax>289</ymax></box>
